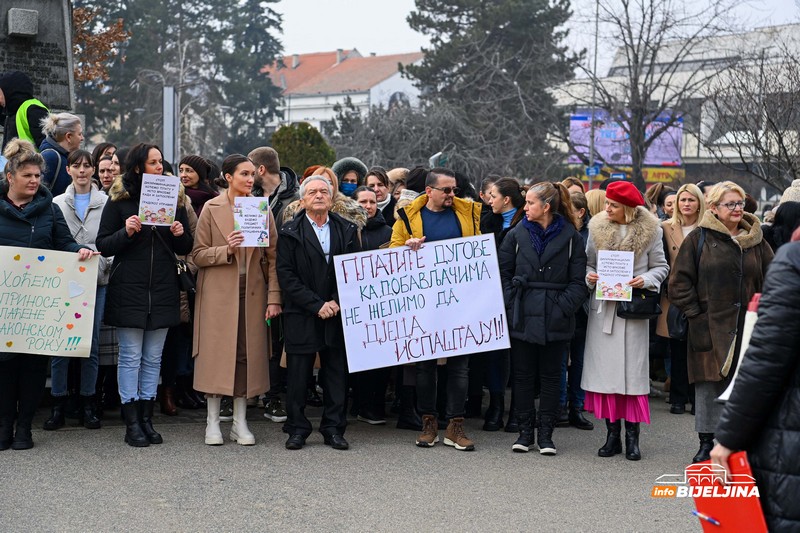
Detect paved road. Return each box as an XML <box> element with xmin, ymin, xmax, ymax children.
<box><xmin>0</xmin><ymin>391</ymin><xmax>701</xmax><ymax>532</ymax></box>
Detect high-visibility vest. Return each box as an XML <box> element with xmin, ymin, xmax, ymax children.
<box><xmin>14</xmin><ymin>98</ymin><xmax>49</xmax><ymax>145</ymax></box>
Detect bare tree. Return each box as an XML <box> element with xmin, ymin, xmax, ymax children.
<box><xmin>699</xmin><ymin>32</ymin><xmax>800</xmax><ymax>191</ymax></box>
<box><xmin>553</xmin><ymin>0</ymin><xmax>739</xmax><ymax>190</ymax></box>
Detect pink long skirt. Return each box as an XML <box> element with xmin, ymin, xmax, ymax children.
<box><xmin>584</xmin><ymin>392</ymin><xmax>651</xmax><ymax>424</ymax></box>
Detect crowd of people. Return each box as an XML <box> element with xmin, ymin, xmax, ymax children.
<box><xmin>3</xmin><ymin>68</ymin><xmax>800</xmax><ymax>527</ymax></box>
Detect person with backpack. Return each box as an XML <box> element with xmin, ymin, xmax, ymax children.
<box><xmin>0</xmin><ymin>71</ymin><xmax>48</xmax><ymax>150</ymax></box>
<box><xmin>39</xmin><ymin>113</ymin><xmax>84</xmax><ymax>196</ymax></box>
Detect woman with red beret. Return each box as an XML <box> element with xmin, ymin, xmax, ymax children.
<box><xmin>582</xmin><ymin>181</ymin><xmax>669</xmax><ymax>460</ymax></box>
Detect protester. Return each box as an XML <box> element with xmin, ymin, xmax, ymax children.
<box><xmin>560</xmin><ymin>191</ymin><xmax>594</xmax><ymax>430</ymax></box>
<box><xmin>656</xmin><ymin>184</ymin><xmax>705</xmax><ymax>416</ymax></box>
<box><xmin>365</xmin><ymin>166</ymin><xmax>396</xmax><ymax>225</ymax></box>
<box><xmin>46</xmin><ymin>150</ymin><xmax>110</xmax><ymax>431</ymax></box>
<box><xmin>481</xmin><ymin>177</ymin><xmax>525</xmax><ymax>431</ymax></box>
<box><xmin>762</xmin><ymin>201</ymin><xmax>800</xmax><ymax>252</ymax></box>
<box><xmin>387</xmin><ymin>167</ymin><xmax>409</xmax><ymax>203</ymax></box>
<box><xmin>498</xmin><ymin>182</ymin><xmax>588</xmax><ymax>454</ymax></box>
<box><xmin>669</xmin><ymin>181</ymin><xmax>773</xmax><ymax>463</ymax></box>
<box><xmin>661</xmin><ymin>190</ymin><xmax>676</xmax><ymax>220</ymax></box>
<box><xmin>96</xmin><ymin>143</ymin><xmax>193</xmax><ymax>447</ymax></box>
<box><xmin>582</xmin><ymin>181</ymin><xmax>669</xmax><ymax>461</ymax></box>
<box><xmin>0</xmin><ymin>139</ymin><xmax>94</xmax><ymax>451</ymax></box>
<box><xmin>277</xmin><ymin>175</ymin><xmax>360</xmax><ymax>451</ymax></box>
<box><xmin>331</xmin><ymin>156</ymin><xmax>368</xmax><ymax>196</ymax></box>
<box><xmin>584</xmin><ymin>189</ymin><xmax>606</xmax><ymax>217</ymax></box>
<box><xmin>40</xmin><ymin>113</ymin><xmax>84</xmax><ymax>196</ymax></box>
<box><xmin>96</xmin><ymin>156</ymin><xmax>116</xmax><ymax>192</ymax></box>
<box><xmin>191</xmin><ymin>154</ymin><xmax>281</xmax><ymax>446</ymax></box>
<box><xmin>0</xmin><ymin>71</ymin><xmax>48</xmax><ymax>150</ymax></box>
<box><xmin>349</xmin><ymin>186</ymin><xmax>393</xmax><ymax>425</ymax></box>
<box><xmin>111</xmin><ymin>147</ymin><xmax>128</xmax><ymax>176</ymax></box>
<box><xmin>561</xmin><ymin>176</ymin><xmax>585</xmax><ymax>194</ymax></box>
<box><xmin>91</xmin><ymin>143</ymin><xmax>116</xmax><ymax>174</ymax></box>
<box><xmin>179</xmin><ymin>155</ymin><xmax>217</xmax><ymax>216</ymax></box>
<box><xmin>390</xmin><ymin>168</ymin><xmax>482</xmax><ymax>451</ymax></box>
<box><xmin>247</xmin><ymin>146</ymin><xmax>299</xmax><ymax>226</ymax></box>
<box><xmin>711</xmin><ymin>238</ymin><xmax>800</xmax><ymax>532</ymax></box>
<box><xmin>281</xmin><ymin>166</ymin><xmax>367</xmax><ymax>230</ymax></box>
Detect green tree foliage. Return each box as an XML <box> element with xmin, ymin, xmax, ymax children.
<box><xmin>400</xmin><ymin>0</ymin><xmax>580</xmax><ymax>179</ymax></box>
<box><xmin>270</xmin><ymin>123</ymin><xmax>336</xmax><ymax>174</ymax></box>
<box><xmin>73</xmin><ymin>0</ymin><xmax>283</xmax><ymax>160</ymax></box>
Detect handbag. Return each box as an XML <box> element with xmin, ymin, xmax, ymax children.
<box><xmin>666</xmin><ymin>304</ymin><xmax>688</xmax><ymax>340</ymax></box>
<box><xmin>153</xmin><ymin>228</ymin><xmax>196</xmax><ymax>294</ymax></box>
<box><xmin>616</xmin><ymin>288</ymin><xmax>661</xmax><ymax>320</ymax></box>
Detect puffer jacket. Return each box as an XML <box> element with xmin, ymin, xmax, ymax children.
<box><xmin>39</xmin><ymin>136</ymin><xmax>71</xmax><ymax>196</ymax></box>
<box><xmin>361</xmin><ymin>210</ymin><xmax>393</xmax><ymax>251</ymax></box>
<box><xmin>498</xmin><ymin>217</ymin><xmax>588</xmax><ymax>345</ymax></box>
<box><xmin>389</xmin><ymin>193</ymin><xmax>481</xmax><ymax>247</ymax></box>
<box><xmin>715</xmin><ymin>241</ymin><xmax>800</xmax><ymax>532</ymax></box>
<box><xmin>53</xmin><ymin>184</ymin><xmax>111</xmax><ymax>285</ymax></box>
<box><xmin>96</xmin><ymin>177</ymin><xmax>193</xmax><ymax>330</ymax></box>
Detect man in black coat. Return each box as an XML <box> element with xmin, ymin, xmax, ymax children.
<box><xmin>0</xmin><ymin>71</ymin><xmax>48</xmax><ymax>151</ymax></box>
<box><xmin>277</xmin><ymin>175</ymin><xmax>359</xmax><ymax>450</ymax></box>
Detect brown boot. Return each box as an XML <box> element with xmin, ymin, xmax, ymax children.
<box><xmin>444</xmin><ymin>417</ymin><xmax>475</xmax><ymax>451</ymax></box>
<box><xmin>415</xmin><ymin>414</ymin><xmax>439</xmax><ymax>447</ymax></box>
<box><xmin>160</xmin><ymin>386</ymin><xmax>178</xmax><ymax>416</ymax></box>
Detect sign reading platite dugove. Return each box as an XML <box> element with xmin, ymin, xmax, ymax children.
<box><xmin>233</xmin><ymin>197</ymin><xmax>271</xmax><ymax>247</ymax></box>
<box><xmin>0</xmin><ymin>247</ymin><xmax>98</xmax><ymax>358</ymax></box>
<box><xmin>334</xmin><ymin>234</ymin><xmax>510</xmax><ymax>372</ymax></box>
<box><xmin>138</xmin><ymin>173</ymin><xmax>180</xmax><ymax>226</ymax></box>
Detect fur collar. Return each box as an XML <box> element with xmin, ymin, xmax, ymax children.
<box><xmin>698</xmin><ymin>210</ymin><xmax>763</xmax><ymax>250</ymax></box>
<box><xmin>281</xmin><ymin>193</ymin><xmax>367</xmax><ymax>230</ymax></box>
<box><xmin>588</xmin><ymin>206</ymin><xmax>660</xmax><ymax>256</ymax></box>
<box><xmin>108</xmin><ymin>175</ymin><xmax>186</xmax><ymax>208</ymax></box>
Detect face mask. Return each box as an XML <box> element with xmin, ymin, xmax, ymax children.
<box><xmin>340</xmin><ymin>182</ymin><xmax>358</xmax><ymax>196</ymax></box>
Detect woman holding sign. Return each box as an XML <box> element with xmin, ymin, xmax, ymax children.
<box><xmin>192</xmin><ymin>154</ymin><xmax>281</xmax><ymax>446</ymax></box>
<box><xmin>498</xmin><ymin>182</ymin><xmax>587</xmax><ymax>455</ymax></box>
<box><xmin>583</xmin><ymin>180</ymin><xmax>668</xmax><ymax>461</ymax></box>
<box><xmin>0</xmin><ymin>139</ymin><xmax>95</xmax><ymax>451</ymax></box>
<box><xmin>96</xmin><ymin>143</ymin><xmax>193</xmax><ymax>448</ymax></box>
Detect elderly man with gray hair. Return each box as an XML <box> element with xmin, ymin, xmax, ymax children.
<box><xmin>277</xmin><ymin>175</ymin><xmax>360</xmax><ymax>451</ymax></box>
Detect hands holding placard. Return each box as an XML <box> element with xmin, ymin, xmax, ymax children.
<box><xmin>77</xmin><ymin>248</ymin><xmax>100</xmax><ymax>261</ymax></box>
<box><xmin>404</xmin><ymin>236</ymin><xmax>426</xmax><ymax>251</ymax></box>
<box><xmin>587</xmin><ymin>272</ymin><xmax>644</xmax><ymax>288</ymax></box>
<box><xmin>318</xmin><ymin>300</ymin><xmax>340</xmax><ymax>320</ymax></box>
<box><xmin>125</xmin><ymin>215</ymin><xmax>142</xmax><ymax>237</ymax></box>
<box><xmin>226</xmin><ymin>230</ymin><xmax>244</xmax><ymax>256</ymax></box>
<box><xmin>170</xmin><ymin>221</ymin><xmax>184</xmax><ymax>237</ymax></box>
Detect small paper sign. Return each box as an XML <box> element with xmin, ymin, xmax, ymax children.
<box><xmin>596</xmin><ymin>250</ymin><xmax>634</xmax><ymax>301</ymax></box>
<box><xmin>138</xmin><ymin>173</ymin><xmax>180</xmax><ymax>226</ymax></box>
<box><xmin>233</xmin><ymin>197</ymin><xmax>271</xmax><ymax>247</ymax></box>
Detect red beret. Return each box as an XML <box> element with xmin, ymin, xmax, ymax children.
<box><xmin>606</xmin><ymin>181</ymin><xmax>644</xmax><ymax>208</ymax></box>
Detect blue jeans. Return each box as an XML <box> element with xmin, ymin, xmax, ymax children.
<box><xmin>560</xmin><ymin>326</ymin><xmax>587</xmax><ymax>409</ymax></box>
<box><xmin>50</xmin><ymin>285</ymin><xmax>106</xmax><ymax>397</ymax></box>
<box><xmin>117</xmin><ymin>327</ymin><xmax>168</xmax><ymax>403</ymax></box>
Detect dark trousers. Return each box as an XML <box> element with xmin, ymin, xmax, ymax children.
<box><xmin>0</xmin><ymin>355</ymin><xmax>48</xmax><ymax>434</ymax></box>
<box><xmin>285</xmin><ymin>348</ymin><xmax>348</xmax><ymax>438</ymax></box>
<box><xmin>416</xmin><ymin>355</ymin><xmax>469</xmax><ymax>419</ymax></box>
<box><xmin>511</xmin><ymin>339</ymin><xmax>567</xmax><ymax>422</ymax></box>
<box><xmin>265</xmin><ymin>315</ymin><xmax>286</xmax><ymax>400</ymax></box>
<box><xmin>353</xmin><ymin>366</ymin><xmax>391</xmax><ymax>417</ymax></box>
<box><xmin>669</xmin><ymin>337</ymin><xmax>694</xmax><ymax>406</ymax></box>
<box><xmin>161</xmin><ymin>323</ymin><xmax>193</xmax><ymax>387</ymax></box>
<box><xmin>560</xmin><ymin>326</ymin><xmax>587</xmax><ymax>408</ymax></box>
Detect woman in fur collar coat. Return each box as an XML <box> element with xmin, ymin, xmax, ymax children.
<box><xmin>669</xmin><ymin>181</ymin><xmax>773</xmax><ymax>463</ymax></box>
<box><xmin>582</xmin><ymin>181</ymin><xmax>669</xmax><ymax>461</ymax></box>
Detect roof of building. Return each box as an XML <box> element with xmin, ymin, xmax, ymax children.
<box><xmin>264</xmin><ymin>50</ymin><xmax>424</xmax><ymax>96</ymax></box>
<box><xmin>263</xmin><ymin>50</ymin><xmax>361</xmax><ymax>92</ymax></box>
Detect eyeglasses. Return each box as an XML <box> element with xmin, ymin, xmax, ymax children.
<box><xmin>719</xmin><ymin>201</ymin><xmax>745</xmax><ymax>211</ymax></box>
<box><xmin>430</xmin><ymin>186</ymin><xmax>460</xmax><ymax>195</ymax></box>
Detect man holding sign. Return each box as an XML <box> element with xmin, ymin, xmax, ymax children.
<box><xmin>390</xmin><ymin>167</ymin><xmax>482</xmax><ymax>451</ymax></box>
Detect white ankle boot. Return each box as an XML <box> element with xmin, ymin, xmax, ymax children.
<box><xmin>230</xmin><ymin>397</ymin><xmax>255</xmax><ymax>445</ymax></box>
<box><xmin>205</xmin><ymin>396</ymin><xmax>223</xmax><ymax>445</ymax></box>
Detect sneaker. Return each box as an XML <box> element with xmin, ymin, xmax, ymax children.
<box><xmin>264</xmin><ymin>398</ymin><xmax>288</xmax><ymax>422</ymax></box>
<box><xmin>415</xmin><ymin>414</ymin><xmax>439</xmax><ymax>447</ymax></box>
<box><xmin>444</xmin><ymin>417</ymin><xmax>475</xmax><ymax>451</ymax></box>
<box><xmin>357</xmin><ymin>410</ymin><xmax>386</xmax><ymax>425</ymax></box>
<box><xmin>537</xmin><ymin>422</ymin><xmax>557</xmax><ymax>456</ymax></box>
<box><xmin>219</xmin><ymin>397</ymin><xmax>233</xmax><ymax>422</ymax></box>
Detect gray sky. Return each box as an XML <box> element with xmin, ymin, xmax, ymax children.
<box><xmin>275</xmin><ymin>0</ymin><xmax>798</xmax><ymax>73</ymax></box>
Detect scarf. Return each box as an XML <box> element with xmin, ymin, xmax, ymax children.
<box><xmin>501</xmin><ymin>208</ymin><xmax>517</xmax><ymax>229</ymax></box>
<box><xmin>521</xmin><ymin>213</ymin><xmax>564</xmax><ymax>256</ymax></box>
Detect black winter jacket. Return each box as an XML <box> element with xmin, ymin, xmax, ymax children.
<box><xmin>361</xmin><ymin>211</ymin><xmax>392</xmax><ymax>251</ymax></box>
<box><xmin>96</xmin><ymin>179</ymin><xmax>193</xmax><ymax>330</ymax></box>
<box><xmin>715</xmin><ymin>241</ymin><xmax>800</xmax><ymax>532</ymax></box>
<box><xmin>0</xmin><ymin>71</ymin><xmax>48</xmax><ymax>151</ymax></box>
<box><xmin>39</xmin><ymin>137</ymin><xmax>72</xmax><ymax>197</ymax></box>
<box><xmin>277</xmin><ymin>210</ymin><xmax>359</xmax><ymax>353</ymax></box>
<box><xmin>498</xmin><ymin>220</ymin><xmax>588</xmax><ymax>345</ymax></box>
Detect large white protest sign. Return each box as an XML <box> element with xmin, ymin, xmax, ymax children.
<box><xmin>596</xmin><ymin>250</ymin><xmax>634</xmax><ymax>301</ymax></box>
<box><xmin>0</xmin><ymin>247</ymin><xmax>99</xmax><ymax>358</ymax></box>
<box><xmin>233</xmin><ymin>197</ymin><xmax>271</xmax><ymax>247</ymax></box>
<box><xmin>334</xmin><ymin>234</ymin><xmax>510</xmax><ymax>372</ymax></box>
<box><xmin>138</xmin><ymin>173</ymin><xmax>180</xmax><ymax>226</ymax></box>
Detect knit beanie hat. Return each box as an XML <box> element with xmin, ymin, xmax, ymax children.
<box><xmin>780</xmin><ymin>179</ymin><xmax>800</xmax><ymax>204</ymax></box>
<box><xmin>406</xmin><ymin>166</ymin><xmax>429</xmax><ymax>194</ymax></box>
<box><xmin>605</xmin><ymin>181</ymin><xmax>645</xmax><ymax>208</ymax></box>
<box><xmin>179</xmin><ymin>155</ymin><xmax>210</xmax><ymax>183</ymax></box>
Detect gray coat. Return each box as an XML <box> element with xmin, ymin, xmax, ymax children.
<box><xmin>581</xmin><ymin>207</ymin><xmax>669</xmax><ymax>396</ymax></box>
<box><xmin>53</xmin><ymin>184</ymin><xmax>111</xmax><ymax>285</ymax></box>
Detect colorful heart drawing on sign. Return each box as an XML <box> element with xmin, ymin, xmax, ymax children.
<box><xmin>25</xmin><ymin>264</ymin><xmax>30</xmax><ymax>269</ymax></box>
<box><xmin>82</xmin><ymin>302</ymin><xmax>88</xmax><ymax>307</ymax></box>
<box><xmin>79</xmin><ymin>266</ymin><xmax>86</xmax><ymax>272</ymax></box>
<box><xmin>74</xmin><ymin>313</ymin><xmax>82</xmax><ymax>319</ymax></box>
<box><xmin>5</xmin><ymin>341</ymin><xmax>12</xmax><ymax>347</ymax></box>
<box><xmin>37</xmin><ymin>256</ymin><xmax>45</xmax><ymax>262</ymax></box>
<box><xmin>13</xmin><ymin>254</ymin><xmax>20</xmax><ymax>261</ymax></box>
<box><xmin>56</xmin><ymin>267</ymin><xmax>64</xmax><ymax>273</ymax></box>
<box><xmin>64</xmin><ymin>302</ymin><xmax>70</xmax><ymax>307</ymax></box>
<box><xmin>66</xmin><ymin>324</ymin><xmax>74</xmax><ymax>330</ymax></box>
<box><xmin>68</xmin><ymin>280</ymin><xmax>85</xmax><ymax>298</ymax></box>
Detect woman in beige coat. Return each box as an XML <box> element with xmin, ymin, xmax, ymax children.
<box><xmin>656</xmin><ymin>184</ymin><xmax>705</xmax><ymax>415</ymax></box>
<box><xmin>192</xmin><ymin>154</ymin><xmax>281</xmax><ymax>446</ymax></box>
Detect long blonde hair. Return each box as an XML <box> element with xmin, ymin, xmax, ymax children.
<box><xmin>670</xmin><ymin>183</ymin><xmax>705</xmax><ymax>226</ymax></box>
<box><xmin>585</xmin><ymin>189</ymin><xmax>606</xmax><ymax>217</ymax></box>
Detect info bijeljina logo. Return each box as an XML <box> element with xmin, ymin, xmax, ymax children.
<box><xmin>651</xmin><ymin>463</ymin><xmax>760</xmax><ymax>498</ymax></box>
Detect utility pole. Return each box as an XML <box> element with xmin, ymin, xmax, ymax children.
<box><xmin>589</xmin><ymin>0</ymin><xmax>600</xmax><ymax>189</ymax></box>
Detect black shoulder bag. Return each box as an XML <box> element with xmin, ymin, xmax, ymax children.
<box><xmin>153</xmin><ymin>227</ymin><xmax>196</xmax><ymax>294</ymax></box>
